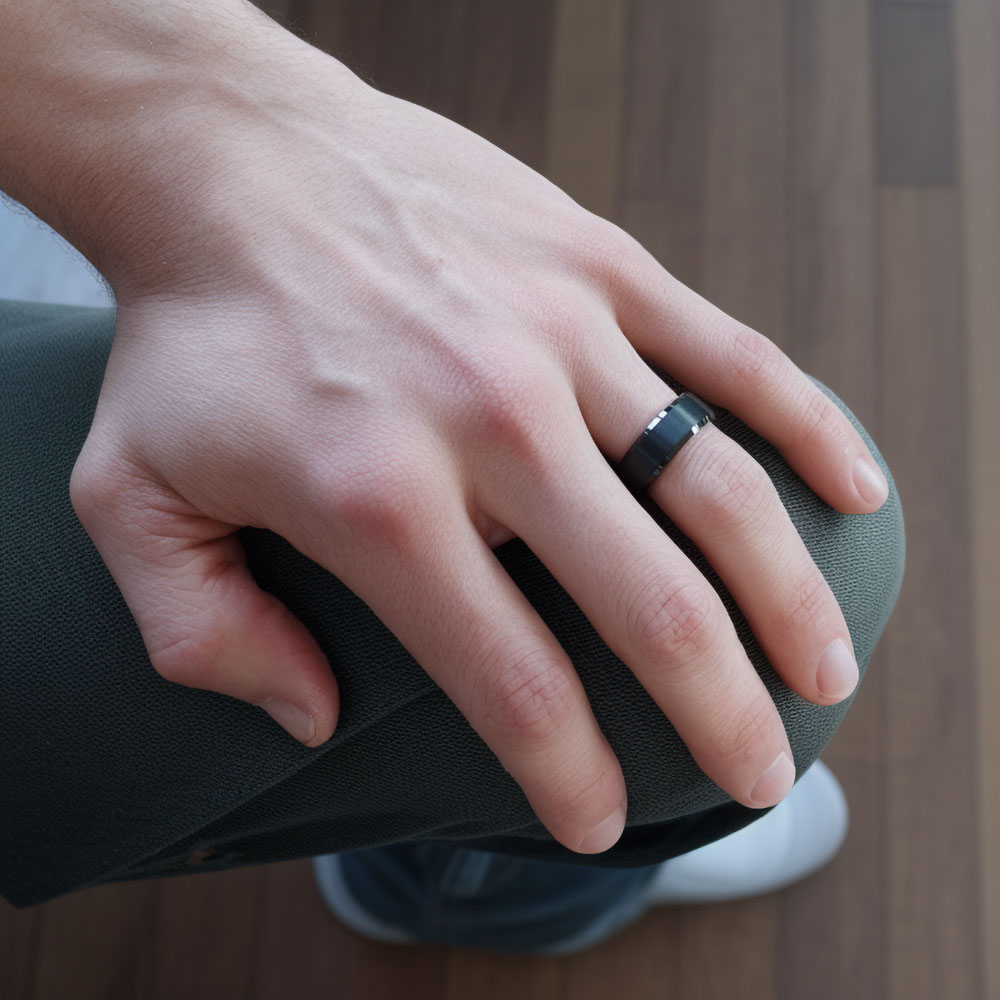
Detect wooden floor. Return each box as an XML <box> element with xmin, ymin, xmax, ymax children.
<box><xmin>3</xmin><ymin>0</ymin><xmax>998</xmax><ymax>997</ymax></box>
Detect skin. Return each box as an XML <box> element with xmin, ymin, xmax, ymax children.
<box><xmin>0</xmin><ymin>0</ymin><xmax>888</xmax><ymax>855</ymax></box>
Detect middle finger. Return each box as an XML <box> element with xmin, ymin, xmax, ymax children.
<box><xmin>577</xmin><ymin>331</ymin><xmax>861</xmax><ymax>708</ymax></box>
<box><xmin>478</xmin><ymin>402</ymin><xmax>798</xmax><ymax>809</ymax></box>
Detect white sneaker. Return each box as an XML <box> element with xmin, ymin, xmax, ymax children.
<box><xmin>643</xmin><ymin>759</ymin><xmax>849</xmax><ymax>906</ymax></box>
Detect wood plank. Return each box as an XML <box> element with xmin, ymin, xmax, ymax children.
<box><xmin>0</xmin><ymin>901</ymin><xmax>40</xmax><ymax>1000</ymax></box>
<box><xmin>27</xmin><ymin>881</ymin><xmax>157</xmax><ymax>1000</ymax></box>
<box><xmin>675</xmin><ymin>901</ymin><xmax>777</xmax><ymax>999</ymax></box>
<box><xmin>299</xmin><ymin>0</ymin><xmax>474</xmax><ymax>115</ymax></box>
<box><xmin>878</xmin><ymin>186</ymin><xmax>980</xmax><ymax>1000</ymax></box>
<box><xmin>304</xmin><ymin>0</ymin><xmax>555</xmax><ymax>172</ymax></box>
<box><xmin>564</xmin><ymin>910</ymin><xmax>685</xmax><ymax>999</ymax></box>
<box><xmin>619</xmin><ymin>0</ymin><xmax>711</xmax><ymax>293</ymax></box>
<box><xmin>700</xmin><ymin>0</ymin><xmax>788</xmax><ymax>341</ymax></box>
<box><xmin>787</xmin><ymin>0</ymin><xmax>880</xmax><ymax>421</ymax></box>
<box><xmin>953</xmin><ymin>0</ymin><xmax>1000</xmax><ymax>998</ymax></box>
<box><xmin>781</xmin><ymin>4</ymin><xmax>886</xmax><ymax>998</ymax></box>
<box><xmin>544</xmin><ymin>0</ymin><xmax>628</xmax><ymax>221</ymax></box>
<box><xmin>445</xmin><ymin>949</ymin><xmax>566</xmax><ymax>999</ymax></box>
<box><xmin>873</xmin><ymin>5</ymin><xmax>958</xmax><ymax>184</ymax></box>
<box><xmin>148</xmin><ymin>869</ymin><xmax>260</xmax><ymax>998</ymax></box>
<box><xmin>249</xmin><ymin>861</ymin><xmax>450</xmax><ymax>1000</ymax></box>
<box><xmin>457</xmin><ymin>0</ymin><xmax>557</xmax><ymax>171</ymax></box>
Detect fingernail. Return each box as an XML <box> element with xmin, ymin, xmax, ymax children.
<box><xmin>576</xmin><ymin>804</ymin><xmax>627</xmax><ymax>854</ymax></box>
<box><xmin>853</xmin><ymin>455</ymin><xmax>888</xmax><ymax>507</ymax></box>
<box><xmin>816</xmin><ymin>636</ymin><xmax>860</xmax><ymax>701</ymax></box>
<box><xmin>259</xmin><ymin>698</ymin><xmax>316</xmax><ymax>745</ymax></box>
<box><xmin>750</xmin><ymin>751</ymin><xmax>796</xmax><ymax>806</ymax></box>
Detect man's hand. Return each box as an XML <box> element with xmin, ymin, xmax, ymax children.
<box><xmin>2</xmin><ymin>0</ymin><xmax>888</xmax><ymax>855</ymax></box>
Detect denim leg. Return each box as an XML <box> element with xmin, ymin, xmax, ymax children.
<box><xmin>336</xmin><ymin>842</ymin><xmax>661</xmax><ymax>955</ymax></box>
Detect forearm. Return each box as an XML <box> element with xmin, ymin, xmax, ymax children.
<box><xmin>0</xmin><ymin>0</ymin><xmax>362</xmax><ymax>297</ymax></box>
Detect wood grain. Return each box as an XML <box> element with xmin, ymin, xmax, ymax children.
<box><xmin>1</xmin><ymin>1</ymin><xmax>994</xmax><ymax>996</ymax></box>
<box><xmin>544</xmin><ymin>0</ymin><xmax>628</xmax><ymax>222</ymax></box>
<box><xmin>618</xmin><ymin>0</ymin><xmax>711</xmax><ymax>295</ymax></box>
<box><xmin>954</xmin><ymin>1</ymin><xmax>1000</xmax><ymax>998</ymax></box>
<box><xmin>782</xmin><ymin>4</ymin><xmax>886</xmax><ymax>998</ymax></box>
<box><xmin>701</xmin><ymin>0</ymin><xmax>788</xmax><ymax>341</ymax></box>
<box><xmin>874</xmin><ymin>4</ymin><xmax>958</xmax><ymax>184</ymax></box>
<box><xmin>879</xmin><ymin>186</ymin><xmax>980</xmax><ymax>1000</ymax></box>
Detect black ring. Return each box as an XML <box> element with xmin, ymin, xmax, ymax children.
<box><xmin>615</xmin><ymin>391</ymin><xmax>717</xmax><ymax>494</ymax></box>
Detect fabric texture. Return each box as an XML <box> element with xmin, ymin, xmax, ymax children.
<box><xmin>0</xmin><ymin>298</ymin><xmax>905</xmax><ymax>908</ymax></box>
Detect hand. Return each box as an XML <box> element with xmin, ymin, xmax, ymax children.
<box><xmin>65</xmin><ymin>5</ymin><xmax>888</xmax><ymax>856</ymax></box>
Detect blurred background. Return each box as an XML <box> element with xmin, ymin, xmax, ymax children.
<box><xmin>1</xmin><ymin>1</ymin><xmax>997</xmax><ymax>997</ymax></box>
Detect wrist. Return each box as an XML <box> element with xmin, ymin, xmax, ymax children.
<box><xmin>0</xmin><ymin>0</ymin><xmax>368</xmax><ymax>299</ymax></box>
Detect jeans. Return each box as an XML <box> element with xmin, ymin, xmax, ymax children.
<box><xmin>0</xmin><ymin>298</ymin><xmax>905</xmax><ymax>951</ymax></box>
<box><xmin>329</xmin><ymin>842</ymin><xmax>663</xmax><ymax>955</ymax></box>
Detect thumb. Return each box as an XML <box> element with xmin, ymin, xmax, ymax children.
<box><xmin>69</xmin><ymin>457</ymin><xmax>339</xmax><ymax>748</ymax></box>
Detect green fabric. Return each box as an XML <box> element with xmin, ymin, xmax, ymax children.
<box><xmin>0</xmin><ymin>298</ymin><xmax>905</xmax><ymax>908</ymax></box>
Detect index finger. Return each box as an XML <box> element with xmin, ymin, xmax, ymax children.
<box><xmin>276</xmin><ymin>478</ymin><xmax>631</xmax><ymax>856</ymax></box>
<box><xmin>585</xmin><ymin>221</ymin><xmax>890</xmax><ymax>514</ymax></box>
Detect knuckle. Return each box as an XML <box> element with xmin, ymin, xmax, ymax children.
<box><xmin>715</xmin><ymin>702</ymin><xmax>781</xmax><ymax>771</ymax></box>
<box><xmin>776</xmin><ymin>568</ymin><xmax>834</xmax><ymax>637</ymax></box>
<box><xmin>796</xmin><ymin>385</ymin><xmax>844</xmax><ymax>453</ymax></box>
<box><xmin>727</xmin><ymin>324</ymin><xmax>785</xmax><ymax>392</ymax></box>
<box><xmin>529</xmin><ymin>281</ymin><xmax>593</xmax><ymax>359</ymax></box>
<box><xmin>335</xmin><ymin>486</ymin><xmax>423</xmax><ymax>553</ymax></box>
<box><xmin>626</xmin><ymin>575</ymin><xmax>719</xmax><ymax>667</ymax></box>
<box><xmin>480</xmin><ymin>647</ymin><xmax>576</xmax><ymax>747</ymax></box>
<box><xmin>68</xmin><ymin>450</ymin><xmax>124</xmax><ymax>520</ymax></box>
<box><xmin>583</xmin><ymin>211</ymin><xmax>639</xmax><ymax>254</ymax></box>
<box><xmin>147</xmin><ymin>628</ymin><xmax>224</xmax><ymax>689</ymax></box>
<box><xmin>69</xmin><ymin>446</ymin><xmax>160</xmax><ymax>536</ymax></box>
<box><xmin>579</xmin><ymin>215</ymin><xmax>648</xmax><ymax>287</ymax></box>
<box><xmin>324</xmin><ymin>454</ymin><xmax>431</xmax><ymax>553</ymax></box>
<box><xmin>694</xmin><ymin>444</ymin><xmax>776</xmax><ymax>532</ymax></box>
<box><xmin>546</xmin><ymin>766</ymin><xmax>622</xmax><ymax>826</ymax></box>
<box><xmin>472</xmin><ymin>362</ymin><xmax>566</xmax><ymax>477</ymax></box>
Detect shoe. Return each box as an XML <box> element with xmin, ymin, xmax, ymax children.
<box><xmin>313</xmin><ymin>759</ymin><xmax>848</xmax><ymax>940</ymax></box>
<box><xmin>643</xmin><ymin>759</ymin><xmax>849</xmax><ymax>906</ymax></box>
<box><xmin>312</xmin><ymin>853</ymin><xmax>419</xmax><ymax>945</ymax></box>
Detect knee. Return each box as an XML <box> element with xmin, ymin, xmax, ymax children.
<box><xmin>585</xmin><ymin>368</ymin><xmax>905</xmax><ymax>824</ymax></box>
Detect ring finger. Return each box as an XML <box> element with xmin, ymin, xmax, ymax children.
<box><xmin>575</xmin><ymin>328</ymin><xmax>861</xmax><ymax>709</ymax></box>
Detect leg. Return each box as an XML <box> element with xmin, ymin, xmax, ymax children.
<box><xmin>317</xmin><ymin>754</ymin><xmax>846</xmax><ymax>955</ymax></box>
<box><xmin>0</xmin><ymin>298</ymin><xmax>905</xmax><ymax>909</ymax></box>
<box><xmin>315</xmin><ymin>843</ymin><xmax>662</xmax><ymax>955</ymax></box>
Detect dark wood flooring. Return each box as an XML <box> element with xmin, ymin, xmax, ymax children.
<box><xmin>2</xmin><ymin>1</ymin><xmax>997</xmax><ymax>997</ymax></box>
